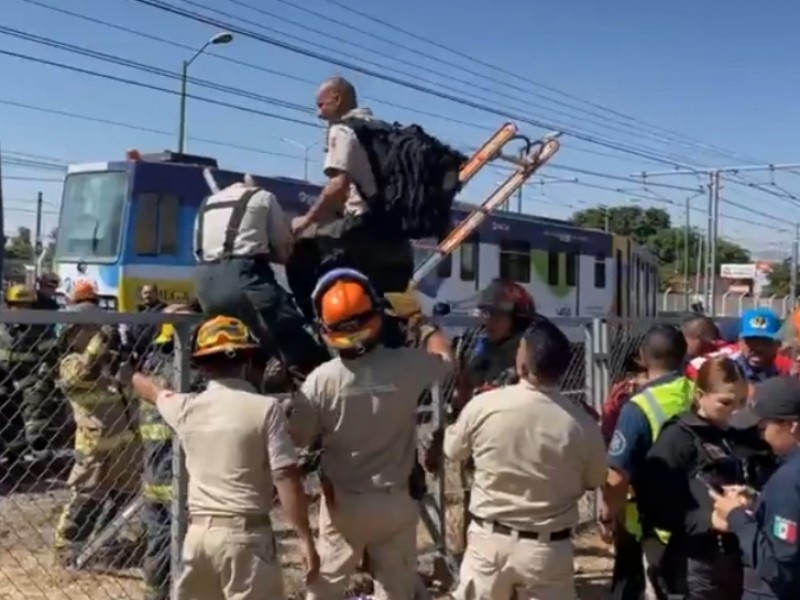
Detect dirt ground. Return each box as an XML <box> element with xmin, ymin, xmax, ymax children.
<box><xmin>0</xmin><ymin>480</ymin><xmax>613</xmax><ymax>600</ymax></box>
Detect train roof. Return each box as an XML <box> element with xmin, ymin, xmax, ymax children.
<box><xmin>454</xmin><ymin>200</ymin><xmax>605</xmax><ymax>234</ymax></box>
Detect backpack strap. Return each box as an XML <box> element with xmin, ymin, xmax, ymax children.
<box><xmin>340</xmin><ymin>117</ymin><xmax>390</xmax><ymax>200</ymax></box>
<box><xmin>194</xmin><ymin>188</ymin><xmax>260</xmax><ymax>261</ymax></box>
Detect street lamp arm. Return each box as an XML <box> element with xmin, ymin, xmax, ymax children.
<box><xmin>186</xmin><ymin>41</ymin><xmax>211</xmax><ymax>67</ymax></box>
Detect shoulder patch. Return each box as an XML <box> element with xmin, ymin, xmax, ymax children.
<box><xmin>773</xmin><ymin>516</ymin><xmax>798</xmax><ymax>544</ymax></box>
<box><xmin>609</xmin><ymin>430</ymin><xmax>627</xmax><ymax>457</ymax></box>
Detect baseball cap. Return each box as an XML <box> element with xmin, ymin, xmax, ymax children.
<box><xmin>731</xmin><ymin>376</ymin><xmax>800</xmax><ymax>428</ymax></box>
<box><xmin>739</xmin><ymin>308</ymin><xmax>782</xmax><ymax>341</ymax></box>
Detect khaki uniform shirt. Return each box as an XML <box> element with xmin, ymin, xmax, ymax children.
<box><xmin>291</xmin><ymin>346</ymin><xmax>450</xmax><ymax>494</ymax></box>
<box><xmin>156</xmin><ymin>378</ymin><xmax>298</xmax><ymax>516</ymax></box>
<box><xmin>324</xmin><ymin>108</ymin><xmax>377</xmax><ymax>218</ymax></box>
<box><xmin>444</xmin><ymin>380</ymin><xmax>607</xmax><ymax>531</ymax></box>
<box><xmin>194</xmin><ymin>182</ymin><xmax>294</xmax><ymax>264</ymax></box>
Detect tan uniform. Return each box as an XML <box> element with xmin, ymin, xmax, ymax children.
<box><xmin>156</xmin><ymin>378</ymin><xmax>298</xmax><ymax>600</ymax></box>
<box><xmin>291</xmin><ymin>346</ymin><xmax>450</xmax><ymax>600</ymax></box>
<box><xmin>444</xmin><ymin>381</ymin><xmax>607</xmax><ymax>600</ymax></box>
<box><xmin>324</xmin><ymin>108</ymin><xmax>378</xmax><ymax>219</ymax></box>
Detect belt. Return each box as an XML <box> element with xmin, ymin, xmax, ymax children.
<box><xmin>189</xmin><ymin>514</ymin><xmax>271</xmax><ymax>529</ymax></box>
<box><xmin>470</xmin><ymin>514</ymin><xmax>571</xmax><ymax>542</ymax></box>
<box><xmin>197</xmin><ymin>253</ymin><xmax>271</xmax><ymax>264</ymax></box>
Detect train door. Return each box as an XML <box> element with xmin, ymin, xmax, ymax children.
<box><xmin>565</xmin><ymin>245</ymin><xmax>580</xmax><ymax>317</ymax></box>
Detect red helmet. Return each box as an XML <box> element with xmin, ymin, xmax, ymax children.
<box><xmin>476</xmin><ymin>279</ymin><xmax>535</xmax><ymax>320</ymax></box>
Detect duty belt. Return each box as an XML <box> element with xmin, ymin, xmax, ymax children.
<box><xmin>189</xmin><ymin>514</ymin><xmax>271</xmax><ymax>530</ymax></box>
<box><xmin>197</xmin><ymin>252</ymin><xmax>272</xmax><ymax>265</ymax></box>
<box><xmin>469</xmin><ymin>513</ymin><xmax>571</xmax><ymax>542</ymax></box>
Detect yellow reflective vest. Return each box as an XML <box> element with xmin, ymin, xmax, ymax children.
<box><xmin>624</xmin><ymin>376</ymin><xmax>695</xmax><ymax>541</ymax></box>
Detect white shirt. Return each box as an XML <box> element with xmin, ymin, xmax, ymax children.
<box><xmin>194</xmin><ymin>182</ymin><xmax>293</xmax><ymax>263</ymax></box>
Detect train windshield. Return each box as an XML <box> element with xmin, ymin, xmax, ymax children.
<box><xmin>55</xmin><ymin>171</ymin><xmax>128</xmax><ymax>262</ymax></box>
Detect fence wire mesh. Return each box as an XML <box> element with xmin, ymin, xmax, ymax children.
<box><xmin>0</xmin><ymin>309</ymin><xmax>656</xmax><ymax>599</ymax></box>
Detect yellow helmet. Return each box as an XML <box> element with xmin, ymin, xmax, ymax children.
<box><xmin>5</xmin><ymin>284</ymin><xmax>35</xmax><ymax>305</ymax></box>
<box><xmin>192</xmin><ymin>316</ymin><xmax>259</xmax><ymax>358</ymax></box>
<box><xmin>384</xmin><ymin>290</ymin><xmax>423</xmax><ymax>319</ymax></box>
<box><xmin>154</xmin><ymin>323</ymin><xmax>175</xmax><ymax>346</ymax></box>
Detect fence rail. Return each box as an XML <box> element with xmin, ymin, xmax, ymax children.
<box><xmin>0</xmin><ymin>310</ymin><xmax>695</xmax><ymax>599</ymax></box>
<box><xmin>661</xmin><ymin>289</ymin><xmax>792</xmax><ymax>317</ymax></box>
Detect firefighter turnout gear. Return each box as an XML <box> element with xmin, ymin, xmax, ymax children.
<box><xmin>54</xmin><ymin>324</ymin><xmax>142</xmax><ymax>563</ymax></box>
<box><xmin>0</xmin><ymin>285</ymin><xmax>64</xmax><ymax>458</ymax></box>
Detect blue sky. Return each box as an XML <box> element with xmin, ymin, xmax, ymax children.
<box><xmin>2</xmin><ymin>0</ymin><xmax>800</xmax><ymax>256</ymax></box>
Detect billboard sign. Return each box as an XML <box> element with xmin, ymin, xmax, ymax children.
<box><xmin>720</xmin><ymin>263</ymin><xmax>757</xmax><ymax>279</ymax></box>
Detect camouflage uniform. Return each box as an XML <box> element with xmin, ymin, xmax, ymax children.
<box><xmin>139</xmin><ymin>327</ymin><xmax>206</xmax><ymax>600</ymax></box>
<box><xmin>0</xmin><ymin>321</ymin><xmax>63</xmax><ymax>458</ymax></box>
<box><xmin>54</xmin><ymin>326</ymin><xmax>142</xmax><ymax>564</ymax></box>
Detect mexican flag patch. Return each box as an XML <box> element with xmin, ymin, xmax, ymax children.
<box><xmin>773</xmin><ymin>516</ymin><xmax>798</xmax><ymax>544</ymax></box>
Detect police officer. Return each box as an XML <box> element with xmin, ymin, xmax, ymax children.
<box><xmin>600</xmin><ymin>325</ymin><xmax>695</xmax><ymax>599</ymax></box>
<box><xmin>0</xmin><ymin>284</ymin><xmax>61</xmax><ymax>461</ymax></box>
<box><xmin>289</xmin><ymin>268</ymin><xmax>451</xmax><ymax>600</ymax></box>
<box><xmin>54</xmin><ymin>300</ymin><xmax>142</xmax><ymax>566</ymax></box>
<box><xmin>132</xmin><ymin>315</ymin><xmax>317</xmax><ymax>600</ymax></box>
<box><xmin>138</xmin><ymin>305</ymin><xmax>207</xmax><ymax>600</ymax></box>
<box><xmin>193</xmin><ymin>177</ymin><xmax>328</xmax><ymax>382</ymax></box>
<box><xmin>289</xmin><ymin>76</ymin><xmax>414</xmax><ymax>298</ymax></box>
<box><xmin>445</xmin><ymin>315</ymin><xmax>607</xmax><ymax>599</ymax></box>
<box><xmin>35</xmin><ymin>272</ymin><xmax>61</xmax><ymax>310</ymax></box>
<box><xmin>711</xmin><ymin>376</ymin><xmax>800</xmax><ymax>600</ymax></box>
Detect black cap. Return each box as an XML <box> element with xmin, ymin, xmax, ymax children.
<box><xmin>732</xmin><ymin>376</ymin><xmax>800</xmax><ymax>428</ymax></box>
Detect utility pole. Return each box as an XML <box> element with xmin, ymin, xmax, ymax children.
<box><xmin>34</xmin><ymin>191</ymin><xmax>43</xmax><ymax>280</ymax></box>
<box><xmin>516</xmin><ymin>147</ymin><xmax>524</xmax><ymax>213</ymax></box>
<box><xmin>634</xmin><ymin>162</ymin><xmax>800</xmax><ymax>316</ymax></box>
<box><xmin>791</xmin><ymin>223</ymin><xmax>799</xmax><ymax>315</ymax></box>
<box><xmin>683</xmin><ymin>195</ymin><xmax>690</xmax><ymax>310</ymax></box>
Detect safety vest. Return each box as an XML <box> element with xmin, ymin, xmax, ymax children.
<box><xmin>140</xmin><ymin>401</ymin><xmax>173</xmax><ymax>504</ymax></box>
<box><xmin>624</xmin><ymin>376</ymin><xmax>695</xmax><ymax>541</ymax></box>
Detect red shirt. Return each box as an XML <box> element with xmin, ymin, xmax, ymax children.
<box><xmin>686</xmin><ymin>343</ymin><xmax>792</xmax><ymax>380</ymax></box>
<box><xmin>601</xmin><ymin>379</ymin><xmax>638</xmax><ymax>445</ymax></box>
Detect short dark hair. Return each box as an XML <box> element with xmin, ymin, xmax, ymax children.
<box><xmin>522</xmin><ymin>315</ymin><xmax>572</xmax><ymax>383</ymax></box>
<box><xmin>642</xmin><ymin>324</ymin><xmax>687</xmax><ymax>370</ymax></box>
<box><xmin>682</xmin><ymin>315</ymin><xmax>719</xmax><ymax>339</ymax></box>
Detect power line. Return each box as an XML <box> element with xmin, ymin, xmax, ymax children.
<box><xmin>131</xmin><ymin>0</ymin><xmax>715</xmax><ymax>168</ymax></box>
<box><xmin>277</xmin><ymin>0</ymin><xmax>760</xmax><ymax>166</ymax></box>
<box><xmin>0</xmin><ymin>47</ymin><xmax>320</xmax><ymax>129</ymax></box>
<box><xmin>0</xmin><ymin>98</ymin><xmax>314</xmax><ymax>163</ymax></box>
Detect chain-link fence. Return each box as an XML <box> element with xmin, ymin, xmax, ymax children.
<box><xmin>1</xmin><ymin>309</ymin><xmax>698</xmax><ymax>599</ymax></box>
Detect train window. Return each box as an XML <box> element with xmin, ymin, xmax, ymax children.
<box><xmin>500</xmin><ymin>239</ymin><xmax>530</xmax><ymax>283</ymax></box>
<box><xmin>133</xmin><ymin>193</ymin><xmax>180</xmax><ymax>256</ymax></box>
<box><xmin>547</xmin><ymin>250</ymin><xmax>559</xmax><ymax>286</ymax></box>
<box><xmin>565</xmin><ymin>251</ymin><xmax>577</xmax><ymax>287</ymax></box>
<box><xmin>133</xmin><ymin>194</ymin><xmax>159</xmax><ymax>255</ymax></box>
<box><xmin>159</xmin><ymin>195</ymin><xmax>179</xmax><ymax>255</ymax></box>
<box><xmin>594</xmin><ymin>253</ymin><xmax>607</xmax><ymax>288</ymax></box>
<box><xmin>436</xmin><ymin>253</ymin><xmax>452</xmax><ymax>279</ymax></box>
<box><xmin>460</xmin><ymin>236</ymin><xmax>478</xmax><ymax>281</ymax></box>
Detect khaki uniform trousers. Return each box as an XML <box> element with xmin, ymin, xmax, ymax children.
<box><xmin>176</xmin><ymin>515</ymin><xmax>283</xmax><ymax>600</ymax></box>
<box><xmin>455</xmin><ymin>521</ymin><xmax>577</xmax><ymax>600</ymax></box>
<box><xmin>307</xmin><ymin>487</ymin><xmax>418</xmax><ymax>600</ymax></box>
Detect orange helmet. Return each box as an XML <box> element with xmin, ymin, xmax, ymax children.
<box><xmin>192</xmin><ymin>315</ymin><xmax>259</xmax><ymax>358</ymax></box>
<box><xmin>312</xmin><ymin>268</ymin><xmax>382</xmax><ymax>350</ymax></box>
<box><xmin>71</xmin><ymin>280</ymin><xmax>98</xmax><ymax>303</ymax></box>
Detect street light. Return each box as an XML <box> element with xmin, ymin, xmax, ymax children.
<box><xmin>178</xmin><ymin>32</ymin><xmax>234</xmax><ymax>153</ymax></box>
<box><xmin>279</xmin><ymin>137</ymin><xmax>320</xmax><ymax>181</ymax></box>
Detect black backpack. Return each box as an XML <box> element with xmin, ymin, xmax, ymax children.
<box><xmin>343</xmin><ymin>117</ymin><xmax>467</xmax><ymax>240</ymax></box>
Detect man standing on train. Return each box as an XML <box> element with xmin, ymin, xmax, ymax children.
<box><xmin>193</xmin><ymin>178</ymin><xmax>329</xmax><ymax>383</ymax></box>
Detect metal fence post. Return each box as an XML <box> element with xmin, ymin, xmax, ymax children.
<box><xmin>170</xmin><ymin>324</ymin><xmax>191</xmax><ymax>600</ymax></box>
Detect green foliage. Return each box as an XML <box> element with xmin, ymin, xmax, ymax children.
<box><xmin>764</xmin><ymin>258</ymin><xmax>798</xmax><ymax>296</ymax></box>
<box><xmin>570</xmin><ymin>205</ymin><xmax>751</xmax><ymax>291</ymax></box>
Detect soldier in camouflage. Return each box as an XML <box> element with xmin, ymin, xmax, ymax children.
<box><xmin>138</xmin><ymin>307</ymin><xmax>206</xmax><ymax>600</ymax></box>
<box><xmin>53</xmin><ymin>283</ymin><xmax>143</xmax><ymax>566</ymax></box>
<box><xmin>0</xmin><ymin>284</ymin><xmax>63</xmax><ymax>462</ymax></box>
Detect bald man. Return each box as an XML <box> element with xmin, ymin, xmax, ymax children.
<box><xmin>681</xmin><ymin>315</ymin><xmax>722</xmax><ymax>360</ymax></box>
<box><xmin>287</xmin><ymin>77</ymin><xmax>414</xmax><ymax>306</ymax></box>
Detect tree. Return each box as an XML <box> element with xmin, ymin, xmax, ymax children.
<box><xmin>765</xmin><ymin>258</ymin><xmax>798</xmax><ymax>296</ymax></box>
<box><xmin>570</xmin><ymin>205</ymin><xmax>672</xmax><ymax>244</ymax></box>
<box><xmin>6</xmin><ymin>226</ymin><xmax>33</xmax><ymax>261</ymax></box>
